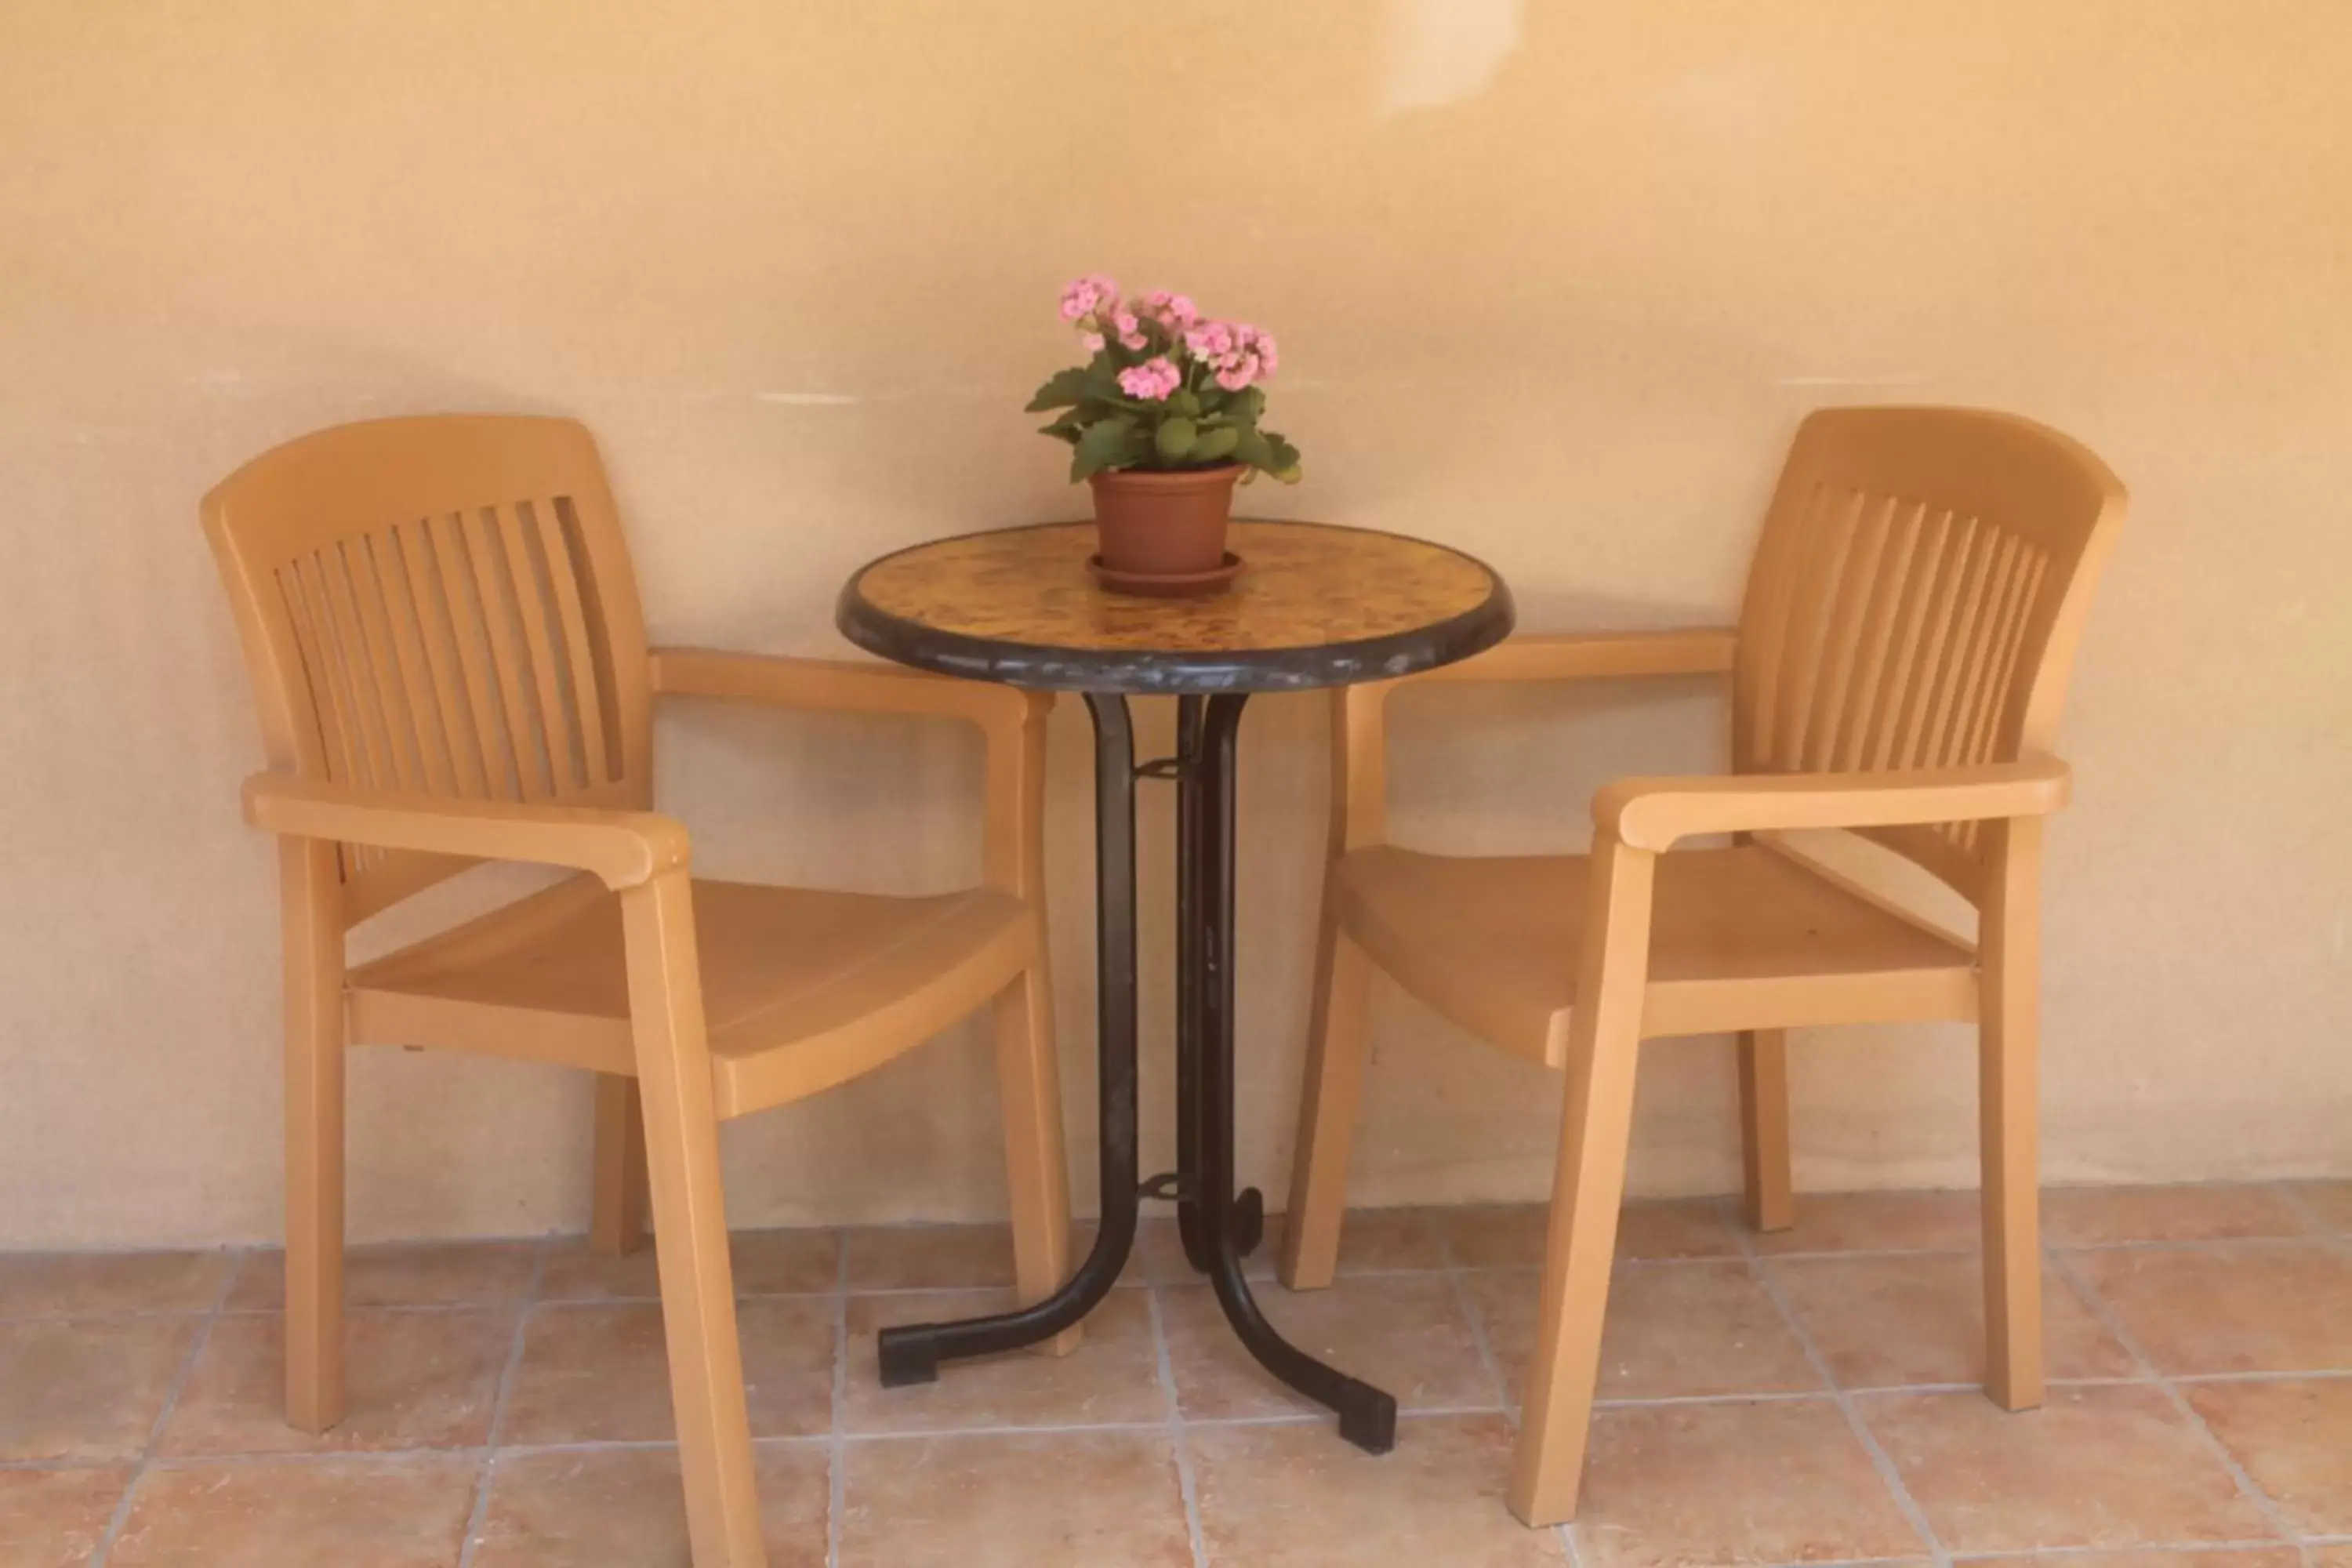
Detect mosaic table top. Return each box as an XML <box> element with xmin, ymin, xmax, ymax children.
<box><xmin>837</xmin><ymin>520</ymin><xmax>1513</xmax><ymax>693</ymax></box>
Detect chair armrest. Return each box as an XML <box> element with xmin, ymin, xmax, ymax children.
<box><xmin>1411</xmin><ymin>629</ymin><xmax>1739</xmax><ymax>685</ymax></box>
<box><xmin>1326</xmin><ymin>629</ymin><xmax>1740</xmax><ymax>855</ymax></box>
<box><xmin>1594</xmin><ymin>758</ymin><xmax>2071</xmax><ymax>852</ymax></box>
<box><xmin>649</xmin><ymin>648</ymin><xmax>1046</xmax><ymax>728</ymax></box>
<box><xmin>242</xmin><ymin>775</ymin><xmax>691</xmax><ymax>890</ymax></box>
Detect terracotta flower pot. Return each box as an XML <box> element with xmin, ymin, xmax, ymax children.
<box><xmin>1088</xmin><ymin>465</ymin><xmax>1242</xmax><ymax>580</ymax></box>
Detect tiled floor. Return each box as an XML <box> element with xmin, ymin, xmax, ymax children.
<box><xmin>3</xmin><ymin>1181</ymin><xmax>2349</xmax><ymax>1566</ymax></box>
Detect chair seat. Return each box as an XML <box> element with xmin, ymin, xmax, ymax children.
<box><xmin>347</xmin><ymin>875</ymin><xmax>1034</xmax><ymax>1116</ymax></box>
<box><xmin>1330</xmin><ymin>843</ymin><xmax>1976</xmax><ymax>1064</ymax></box>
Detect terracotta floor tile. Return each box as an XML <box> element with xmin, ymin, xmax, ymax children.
<box><xmin>1573</xmin><ymin>1397</ymin><xmax>1927</xmax><ymax>1567</ymax></box>
<box><xmin>538</xmin><ymin>1229</ymin><xmax>840</xmax><ymax>1303</ymax></box>
<box><xmin>0</xmin><ymin>1318</ymin><xmax>199</xmax><ymax>1462</ymax></box>
<box><xmin>840</xmin><ymin>1224</ymin><xmax>1015</xmax><ymax>1291</ymax></box>
<box><xmin>2044</xmin><ymin>1184</ymin><xmax>2314</xmax><ymax>1247</ymax></box>
<box><xmin>227</xmin><ymin>1240</ymin><xmax>538</xmax><ymax>1312</ymax></box>
<box><xmin>159</xmin><ymin>1308</ymin><xmax>513</xmax><ymax>1456</ymax></box>
<box><xmin>1127</xmin><ymin>1218</ymin><xmax>1210</xmax><ymax>1283</ymax></box>
<box><xmin>1460</xmin><ymin>1262</ymin><xmax>1819</xmax><ymax>1403</ymax></box>
<box><xmin>470</xmin><ymin>1443</ymin><xmax>829</xmax><ymax>1567</ymax></box>
<box><xmin>107</xmin><ymin>1456</ymin><xmax>477</xmax><ymax>1567</ymax></box>
<box><xmin>0</xmin><ymin>1467</ymin><xmax>132</xmax><ymax>1568</ymax></box>
<box><xmin>1443</xmin><ymin>1201</ymin><xmax>1736</xmax><ymax>1270</ymax></box>
<box><xmin>0</xmin><ymin>1251</ymin><xmax>233</xmax><ymax>1319</ymax></box>
<box><xmin>841</xmin><ymin>1286</ymin><xmax>1162</xmax><ymax>1432</ymax></box>
<box><xmin>1748</xmin><ymin>1189</ymin><xmax>1984</xmax><ymax>1254</ymax></box>
<box><xmin>535</xmin><ymin>1240</ymin><xmax>660</xmax><ymax>1302</ymax></box>
<box><xmin>1769</xmin><ymin>1253</ymin><xmax>2137</xmax><ymax>1388</ymax></box>
<box><xmin>1189</xmin><ymin>1414</ymin><xmax>1564</xmax><ymax>1566</ymax></box>
<box><xmin>1162</xmin><ymin>1273</ymin><xmax>1496</xmax><ymax>1419</ymax></box>
<box><xmin>1860</xmin><ymin>1385</ymin><xmax>2279</xmax><ymax>1552</ymax></box>
<box><xmin>1129</xmin><ymin>1207</ymin><xmax>1445</xmax><ymax>1283</ymax></box>
<box><xmin>2184</xmin><ymin>1377</ymin><xmax>2352</xmax><ymax>1537</ymax></box>
<box><xmin>499</xmin><ymin>1297</ymin><xmax>833</xmax><ymax>1446</ymax></box>
<box><xmin>2069</xmin><ymin>1243</ymin><xmax>2352</xmax><ymax>1374</ymax></box>
<box><xmin>1269</xmin><ymin>1207</ymin><xmax>1448</xmax><ymax>1272</ymax></box>
<box><xmin>2291</xmin><ymin>1180</ymin><xmax>2352</xmax><ymax>1232</ymax></box>
<box><xmin>838</xmin><ymin>1431</ymin><xmax>1192</xmax><ymax>1567</ymax></box>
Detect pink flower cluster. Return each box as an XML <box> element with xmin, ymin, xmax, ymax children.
<box><xmin>1183</xmin><ymin>319</ymin><xmax>1279</xmax><ymax>392</ymax></box>
<box><xmin>1116</xmin><ymin>357</ymin><xmax>1181</xmax><ymax>401</ymax></box>
<box><xmin>1138</xmin><ymin>289</ymin><xmax>1199</xmax><ymax>332</ymax></box>
<box><xmin>1055</xmin><ymin>274</ymin><xmax>1279</xmax><ymax>401</ymax></box>
<box><xmin>1058</xmin><ymin>273</ymin><xmax>1118</xmax><ymax>323</ymax></box>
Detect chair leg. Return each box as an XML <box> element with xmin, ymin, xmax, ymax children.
<box><xmin>1737</xmin><ymin>1029</ymin><xmax>1795</xmax><ymax>1233</ymax></box>
<box><xmin>281</xmin><ymin>839</ymin><xmax>345</xmax><ymax>1435</ymax></box>
<box><xmin>993</xmin><ymin>957</ymin><xmax>1080</xmax><ymax>1356</ymax></box>
<box><xmin>622</xmin><ymin>876</ymin><xmax>768</xmax><ymax>1568</ymax></box>
<box><xmin>590</xmin><ymin>1074</ymin><xmax>649</xmax><ymax>1257</ymax></box>
<box><xmin>1509</xmin><ymin>838</ymin><xmax>1656</xmax><ymax>1528</ymax></box>
<box><xmin>1279</xmin><ymin>913</ymin><xmax>1372</xmax><ymax>1292</ymax></box>
<box><xmin>1981</xmin><ymin>820</ymin><xmax>2044</xmax><ymax>1411</ymax></box>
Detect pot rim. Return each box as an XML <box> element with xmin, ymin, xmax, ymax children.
<box><xmin>1086</xmin><ymin>463</ymin><xmax>1246</xmax><ymax>490</ymax></box>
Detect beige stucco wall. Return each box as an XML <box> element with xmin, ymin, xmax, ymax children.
<box><xmin>2</xmin><ymin>2</ymin><xmax>2346</xmax><ymax>1248</ymax></box>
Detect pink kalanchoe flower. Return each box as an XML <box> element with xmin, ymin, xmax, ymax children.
<box><xmin>1141</xmin><ymin>290</ymin><xmax>1200</xmax><ymax>331</ymax></box>
<box><xmin>1112</xmin><ymin>310</ymin><xmax>1147</xmax><ymax>351</ymax></box>
<box><xmin>1079</xmin><ymin>331</ymin><xmax>1106</xmax><ymax>354</ymax></box>
<box><xmin>1058</xmin><ymin>273</ymin><xmax>1119</xmax><ymax>324</ymax></box>
<box><xmin>1116</xmin><ymin>356</ymin><xmax>1182</xmax><ymax>402</ymax></box>
<box><xmin>1184</xmin><ymin>319</ymin><xmax>1277</xmax><ymax>391</ymax></box>
<box><xmin>1183</xmin><ymin>321</ymin><xmax>1236</xmax><ymax>360</ymax></box>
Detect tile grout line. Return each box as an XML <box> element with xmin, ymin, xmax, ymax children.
<box><xmin>827</xmin><ymin>1237</ymin><xmax>848</xmax><ymax>1568</ymax></box>
<box><xmin>1144</xmin><ymin>1281</ymin><xmax>1212</xmax><ymax>1568</ymax></box>
<box><xmin>86</xmin><ymin>1243</ymin><xmax>247</xmax><ymax>1568</ymax></box>
<box><xmin>454</xmin><ymin>1232</ymin><xmax>550</xmax><ymax>1568</ymax></box>
<box><xmin>1426</xmin><ymin>1207</ymin><xmax>1587</xmax><ymax>1566</ymax></box>
<box><xmin>2043</xmin><ymin>1244</ymin><xmax>2309</xmax><ymax>1551</ymax></box>
<box><xmin>1944</xmin><ymin>1538</ymin><xmax>2319</xmax><ymax>1562</ymax></box>
<box><xmin>1436</xmin><ymin>1207</ymin><xmax>1577</xmax><ymax>1568</ymax></box>
<box><xmin>1735</xmin><ymin>1225</ymin><xmax>1954</xmax><ymax>1568</ymax></box>
<box><xmin>17</xmin><ymin>1222</ymin><xmax>2352</xmax><ymax>1328</ymax></box>
<box><xmin>1432</xmin><ymin>1210</ymin><xmax>1515</xmax><ymax>1425</ymax></box>
<box><xmin>2274</xmin><ymin>1181</ymin><xmax>2352</xmax><ymax>1258</ymax></box>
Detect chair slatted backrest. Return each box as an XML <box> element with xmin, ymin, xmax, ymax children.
<box><xmin>1732</xmin><ymin>408</ymin><xmax>2126</xmax><ymax>899</ymax></box>
<box><xmin>204</xmin><ymin>416</ymin><xmax>655</xmax><ymax>924</ymax></box>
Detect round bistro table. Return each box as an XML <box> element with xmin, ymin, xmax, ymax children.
<box><xmin>837</xmin><ymin>518</ymin><xmax>1513</xmax><ymax>1452</ymax></box>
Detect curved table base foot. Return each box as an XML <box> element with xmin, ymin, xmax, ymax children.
<box><xmin>878</xmin><ymin>692</ymin><xmax>1396</xmax><ymax>1453</ymax></box>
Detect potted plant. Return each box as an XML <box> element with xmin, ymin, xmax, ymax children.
<box><xmin>1028</xmin><ymin>274</ymin><xmax>1301</xmax><ymax>593</ymax></box>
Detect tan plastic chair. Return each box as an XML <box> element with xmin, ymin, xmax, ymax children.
<box><xmin>1275</xmin><ymin>407</ymin><xmax>2126</xmax><ymax>1526</ymax></box>
<box><xmin>205</xmin><ymin>415</ymin><xmax>1075</xmax><ymax>1568</ymax></box>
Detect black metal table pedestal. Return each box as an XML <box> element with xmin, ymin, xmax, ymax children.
<box><xmin>876</xmin><ymin>691</ymin><xmax>1398</xmax><ymax>1455</ymax></box>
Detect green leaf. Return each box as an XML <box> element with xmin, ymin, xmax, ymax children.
<box><xmin>1232</xmin><ymin>428</ymin><xmax>1275</xmax><ymax>470</ymax></box>
<box><xmin>1265</xmin><ymin>431</ymin><xmax>1302</xmax><ymax>482</ymax></box>
<box><xmin>1071</xmin><ymin>416</ymin><xmax>1137</xmax><ymax>481</ymax></box>
<box><xmin>1226</xmin><ymin>386</ymin><xmax>1266</xmax><ymax>423</ymax></box>
<box><xmin>1154</xmin><ymin>416</ymin><xmax>1198</xmax><ymax>463</ymax></box>
<box><xmin>1190</xmin><ymin>424</ymin><xmax>1240</xmax><ymax>462</ymax></box>
<box><xmin>1025</xmin><ymin>367</ymin><xmax>1092</xmax><ymax>413</ymax></box>
<box><xmin>1171</xmin><ymin>388</ymin><xmax>1202</xmax><ymax>419</ymax></box>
